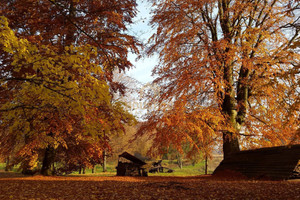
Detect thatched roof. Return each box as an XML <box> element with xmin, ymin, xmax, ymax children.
<box><xmin>213</xmin><ymin>145</ymin><xmax>300</xmax><ymax>180</ymax></box>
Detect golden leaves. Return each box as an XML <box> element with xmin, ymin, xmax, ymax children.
<box><xmin>0</xmin><ymin>15</ymin><xmax>136</xmax><ymax>172</ymax></box>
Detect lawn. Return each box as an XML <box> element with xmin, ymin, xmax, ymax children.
<box><xmin>67</xmin><ymin>162</ymin><xmax>206</xmax><ymax>177</ymax></box>
<box><xmin>148</xmin><ymin>160</ymin><xmax>208</xmax><ymax>176</ymax></box>
<box><xmin>0</xmin><ymin>170</ymin><xmax>299</xmax><ymax>200</ymax></box>
<box><xmin>14</xmin><ymin>160</ymin><xmax>207</xmax><ymax>177</ymax></box>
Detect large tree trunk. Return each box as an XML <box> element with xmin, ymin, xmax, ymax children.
<box><xmin>5</xmin><ymin>156</ymin><xmax>10</xmax><ymax>172</ymax></box>
<box><xmin>223</xmin><ymin>132</ymin><xmax>240</xmax><ymax>159</ymax></box>
<box><xmin>204</xmin><ymin>155</ymin><xmax>208</xmax><ymax>175</ymax></box>
<box><xmin>222</xmin><ymin>63</ymin><xmax>241</xmax><ymax>159</ymax></box>
<box><xmin>22</xmin><ymin>134</ymin><xmax>37</xmax><ymax>175</ymax></box>
<box><xmin>103</xmin><ymin>150</ymin><xmax>107</xmax><ymax>172</ymax></box>
<box><xmin>222</xmin><ymin>91</ymin><xmax>241</xmax><ymax>159</ymax></box>
<box><xmin>41</xmin><ymin>146</ymin><xmax>55</xmax><ymax>176</ymax></box>
<box><xmin>176</xmin><ymin>153</ymin><xmax>183</xmax><ymax>169</ymax></box>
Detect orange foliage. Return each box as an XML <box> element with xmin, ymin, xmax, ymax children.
<box><xmin>0</xmin><ymin>0</ymin><xmax>139</xmax><ymax>174</ymax></box>
<box><xmin>139</xmin><ymin>0</ymin><xmax>300</xmax><ymax>158</ymax></box>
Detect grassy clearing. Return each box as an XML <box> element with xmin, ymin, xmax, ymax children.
<box><xmin>149</xmin><ymin>160</ymin><xmax>207</xmax><ymax>176</ymax></box>
<box><xmin>0</xmin><ymin>163</ymin><xmax>20</xmax><ymax>173</ymax></box>
<box><xmin>68</xmin><ymin>160</ymin><xmax>208</xmax><ymax>177</ymax></box>
<box><xmin>0</xmin><ymin>159</ymin><xmax>209</xmax><ymax>177</ymax></box>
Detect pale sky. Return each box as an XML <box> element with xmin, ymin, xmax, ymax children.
<box><xmin>120</xmin><ymin>1</ymin><xmax>159</xmax><ymax>119</ymax></box>
<box><xmin>126</xmin><ymin>0</ymin><xmax>158</xmax><ymax>84</ymax></box>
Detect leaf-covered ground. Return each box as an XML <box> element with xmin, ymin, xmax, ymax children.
<box><xmin>0</xmin><ymin>172</ymin><xmax>299</xmax><ymax>200</ymax></box>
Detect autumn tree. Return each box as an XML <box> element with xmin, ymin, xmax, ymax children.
<box><xmin>139</xmin><ymin>0</ymin><xmax>300</xmax><ymax>159</ymax></box>
<box><xmin>0</xmin><ymin>0</ymin><xmax>139</xmax><ymax>175</ymax></box>
<box><xmin>0</xmin><ymin>0</ymin><xmax>139</xmax><ymax>91</ymax></box>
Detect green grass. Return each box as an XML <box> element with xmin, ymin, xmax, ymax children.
<box><xmin>0</xmin><ymin>160</ymin><xmax>211</xmax><ymax>177</ymax></box>
<box><xmin>0</xmin><ymin>163</ymin><xmax>20</xmax><ymax>173</ymax></box>
<box><xmin>148</xmin><ymin>160</ymin><xmax>208</xmax><ymax>176</ymax></box>
<box><xmin>0</xmin><ymin>163</ymin><xmax>5</xmax><ymax>169</ymax></box>
<box><xmin>68</xmin><ymin>161</ymin><xmax>208</xmax><ymax>177</ymax></box>
<box><xmin>68</xmin><ymin>163</ymin><xmax>117</xmax><ymax>176</ymax></box>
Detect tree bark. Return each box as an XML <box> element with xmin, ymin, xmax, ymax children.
<box><xmin>41</xmin><ymin>146</ymin><xmax>55</xmax><ymax>176</ymax></box>
<box><xmin>204</xmin><ymin>155</ymin><xmax>208</xmax><ymax>175</ymax></box>
<box><xmin>5</xmin><ymin>157</ymin><xmax>10</xmax><ymax>171</ymax></box>
<box><xmin>222</xmin><ymin>96</ymin><xmax>241</xmax><ymax>159</ymax></box>
<box><xmin>223</xmin><ymin>132</ymin><xmax>240</xmax><ymax>159</ymax></box>
<box><xmin>103</xmin><ymin>150</ymin><xmax>107</xmax><ymax>172</ymax></box>
<box><xmin>221</xmin><ymin>62</ymin><xmax>241</xmax><ymax>159</ymax></box>
<box><xmin>176</xmin><ymin>154</ymin><xmax>183</xmax><ymax>169</ymax></box>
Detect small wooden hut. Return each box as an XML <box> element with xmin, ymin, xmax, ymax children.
<box><xmin>116</xmin><ymin>152</ymin><xmax>148</xmax><ymax>176</ymax></box>
<box><xmin>213</xmin><ymin>145</ymin><xmax>300</xmax><ymax>180</ymax></box>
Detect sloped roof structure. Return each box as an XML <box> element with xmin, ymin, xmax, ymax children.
<box><xmin>213</xmin><ymin>145</ymin><xmax>300</xmax><ymax>180</ymax></box>
<box><xmin>116</xmin><ymin>152</ymin><xmax>148</xmax><ymax>176</ymax></box>
<box><xmin>118</xmin><ymin>152</ymin><xmax>146</xmax><ymax>166</ymax></box>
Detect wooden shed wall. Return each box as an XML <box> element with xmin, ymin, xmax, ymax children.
<box><xmin>213</xmin><ymin>145</ymin><xmax>300</xmax><ymax>180</ymax></box>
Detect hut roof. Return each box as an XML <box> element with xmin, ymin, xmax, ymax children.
<box><xmin>118</xmin><ymin>152</ymin><xmax>146</xmax><ymax>166</ymax></box>
<box><xmin>213</xmin><ymin>144</ymin><xmax>300</xmax><ymax>180</ymax></box>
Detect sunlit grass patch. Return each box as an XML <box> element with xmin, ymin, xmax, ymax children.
<box><xmin>0</xmin><ymin>160</ymin><xmax>211</xmax><ymax>177</ymax></box>
<box><xmin>149</xmin><ymin>160</ymin><xmax>208</xmax><ymax>176</ymax></box>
